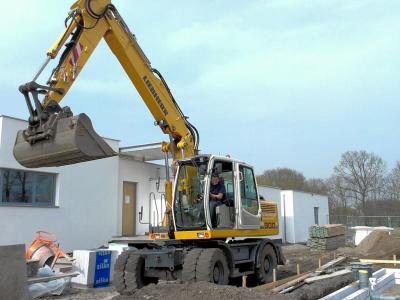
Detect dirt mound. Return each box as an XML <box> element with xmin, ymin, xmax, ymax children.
<box><xmin>113</xmin><ymin>281</ymin><xmax>289</xmax><ymax>300</ymax></box>
<box><xmin>355</xmin><ymin>230</ymin><xmax>400</xmax><ymax>258</ymax></box>
<box><xmin>113</xmin><ymin>275</ymin><xmax>354</xmax><ymax>300</ymax></box>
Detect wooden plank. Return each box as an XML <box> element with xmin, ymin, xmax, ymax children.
<box><xmin>27</xmin><ymin>272</ymin><xmax>80</xmax><ymax>284</ymax></box>
<box><xmin>304</xmin><ymin>269</ymin><xmax>351</xmax><ymax>283</ymax></box>
<box><xmin>258</xmin><ymin>272</ymin><xmax>310</xmax><ymax>289</ymax></box>
<box><xmin>316</xmin><ymin>256</ymin><xmax>347</xmax><ymax>272</ymax></box>
<box><xmin>271</xmin><ymin>273</ymin><xmax>312</xmax><ymax>293</ymax></box>
<box><xmin>360</xmin><ymin>259</ymin><xmax>400</xmax><ymax>264</ymax></box>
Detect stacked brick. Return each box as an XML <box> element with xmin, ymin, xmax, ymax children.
<box><xmin>307</xmin><ymin>224</ymin><xmax>346</xmax><ymax>250</ymax></box>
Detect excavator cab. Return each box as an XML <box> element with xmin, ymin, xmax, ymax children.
<box><xmin>172</xmin><ymin>155</ymin><xmax>271</xmax><ymax>236</ymax></box>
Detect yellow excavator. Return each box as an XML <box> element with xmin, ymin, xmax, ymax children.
<box><xmin>14</xmin><ymin>0</ymin><xmax>284</xmax><ymax>293</ymax></box>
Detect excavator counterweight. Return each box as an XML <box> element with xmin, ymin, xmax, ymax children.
<box><xmin>14</xmin><ymin>113</ymin><xmax>116</xmax><ymax>168</ymax></box>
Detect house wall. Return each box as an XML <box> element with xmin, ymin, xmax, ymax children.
<box><xmin>291</xmin><ymin>191</ymin><xmax>330</xmax><ymax>243</ymax></box>
<box><xmin>118</xmin><ymin>156</ymin><xmax>166</xmax><ymax>236</ymax></box>
<box><xmin>0</xmin><ymin>116</ymin><xmax>121</xmax><ymax>251</ymax></box>
<box><xmin>257</xmin><ymin>185</ymin><xmax>283</xmax><ymax>241</ymax></box>
<box><xmin>280</xmin><ymin>191</ymin><xmax>295</xmax><ymax>243</ymax></box>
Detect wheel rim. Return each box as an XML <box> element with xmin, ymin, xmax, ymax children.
<box><xmin>263</xmin><ymin>255</ymin><xmax>271</xmax><ymax>273</ymax></box>
<box><xmin>213</xmin><ymin>261</ymin><xmax>224</xmax><ymax>283</ymax></box>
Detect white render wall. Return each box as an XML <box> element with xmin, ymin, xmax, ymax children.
<box><xmin>0</xmin><ymin>116</ymin><xmax>120</xmax><ymax>251</ymax></box>
<box><xmin>257</xmin><ymin>185</ymin><xmax>283</xmax><ymax>241</ymax></box>
<box><xmin>118</xmin><ymin>157</ymin><xmax>166</xmax><ymax>236</ymax></box>
<box><xmin>281</xmin><ymin>190</ymin><xmax>329</xmax><ymax>243</ymax></box>
<box><xmin>0</xmin><ymin>116</ymin><xmax>167</xmax><ymax>251</ymax></box>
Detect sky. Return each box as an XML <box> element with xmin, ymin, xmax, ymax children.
<box><xmin>0</xmin><ymin>0</ymin><xmax>399</xmax><ymax>178</ymax></box>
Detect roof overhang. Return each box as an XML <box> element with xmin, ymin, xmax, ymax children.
<box><xmin>119</xmin><ymin>142</ymin><xmax>164</xmax><ymax>162</ymax></box>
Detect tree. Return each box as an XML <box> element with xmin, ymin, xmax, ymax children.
<box><xmin>257</xmin><ymin>168</ymin><xmax>306</xmax><ymax>190</ymax></box>
<box><xmin>385</xmin><ymin>161</ymin><xmax>400</xmax><ymax>200</ymax></box>
<box><xmin>332</xmin><ymin>150</ymin><xmax>386</xmax><ymax>214</ymax></box>
<box><xmin>305</xmin><ymin>178</ymin><xmax>329</xmax><ymax>195</ymax></box>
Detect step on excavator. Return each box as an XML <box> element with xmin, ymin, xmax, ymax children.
<box><xmin>14</xmin><ymin>0</ymin><xmax>284</xmax><ymax>293</ymax></box>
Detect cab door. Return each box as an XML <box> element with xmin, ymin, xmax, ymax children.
<box><xmin>236</xmin><ymin>163</ymin><xmax>261</xmax><ymax>229</ymax></box>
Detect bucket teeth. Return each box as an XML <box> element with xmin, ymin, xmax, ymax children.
<box><xmin>13</xmin><ymin>113</ymin><xmax>117</xmax><ymax>168</ymax></box>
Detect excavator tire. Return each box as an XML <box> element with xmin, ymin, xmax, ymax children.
<box><xmin>114</xmin><ymin>250</ymin><xmax>158</xmax><ymax>295</ymax></box>
<box><xmin>124</xmin><ymin>253</ymin><xmax>146</xmax><ymax>293</ymax></box>
<box><xmin>195</xmin><ymin>248</ymin><xmax>229</xmax><ymax>285</ymax></box>
<box><xmin>113</xmin><ymin>250</ymin><xmax>133</xmax><ymax>294</ymax></box>
<box><xmin>182</xmin><ymin>248</ymin><xmax>205</xmax><ymax>282</ymax></box>
<box><xmin>252</xmin><ymin>244</ymin><xmax>277</xmax><ymax>284</ymax></box>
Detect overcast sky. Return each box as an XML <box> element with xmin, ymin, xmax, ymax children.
<box><xmin>0</xmin><ymin>1</ymin><xmax>399</xmax><ymax>178</ymax></box>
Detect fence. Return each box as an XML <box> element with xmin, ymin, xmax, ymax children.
<box><xmin>330</xmin><ymin>215</ymin><xmax>400</xmax><ymax>241</ymax></box>
<box><xmin>331</xmin><ymin>215</ymin><xmax>400</xmax><ymax>228</ymax></box>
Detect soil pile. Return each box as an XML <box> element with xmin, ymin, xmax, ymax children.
<box><xmin>114</xmin><ymin>281</ymin><xmax>289</xmax><ymax>300</ymax></box>
<box><xmin>113</xmin><ymin>275</ymin><xmax>353</xmax><ymax>300</ymax></box>
<box><xmin>354</xmin><ymin>230</ymin><xmax>400</xmax><ymax>258</ymax></box>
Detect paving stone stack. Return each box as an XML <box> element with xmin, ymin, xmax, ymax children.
<box><xmin>307</xmin><ymin>224</ymin><xmax>346</xmax><ymax>250</ymax></box>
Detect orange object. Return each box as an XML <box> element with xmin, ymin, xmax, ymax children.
<box><xmin>26</xmin><ymin>231</ymin><xmax>70</xmax><ymax>269</ymax></box>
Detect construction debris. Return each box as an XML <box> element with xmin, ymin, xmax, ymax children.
<box><xmin>307</xmin><ymin>225</ymin><xmax>346</xmax><ymax>250</ymax></box>
<box><xmin>26</xmin><ymin>231</ymin><xmax>71</xmax><ymax>269</ymax></box>
<box><xmin>28</xmin><ymin>265</ymin><xmax>74</xmax><ymax>299</ymax></box>
<box><xmin>266</xmin><ymin>256</ymin><xmax>349</xmax><ymax>295</ymax></box>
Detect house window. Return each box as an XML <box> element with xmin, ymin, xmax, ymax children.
<box><xmin>0</xmin><ymin>168</ymin><xmax>56</xmax><ymax>206</ymax></box>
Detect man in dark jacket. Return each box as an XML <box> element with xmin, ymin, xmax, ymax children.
<box><xmin>209</xmin><ymin>173</ymin><xmax>226</xmax><ymax>227</ymax></box>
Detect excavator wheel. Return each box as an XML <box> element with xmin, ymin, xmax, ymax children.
<box><xmin>251</xmin><ymin>244</ymin><xmax>277</xmax><ymax>285</ymax></box>
<box><xmin>181</xmin><ymin>248</ymin><xmax>205</xmax><ymax>282</ymax></box>
<box><xmin>114</xmin><ymin>250</ymin><xmax>132</xmax><ymax>294</ymax></box>
<box><xmin>195</xmin><ymin>248</ymin><xmax>229</xmax><ymax>285</ymax></box>
<box><xmin>114</xmin><ymin>250</ymin><xmax>157</xmax><ymax>295</ymax></box>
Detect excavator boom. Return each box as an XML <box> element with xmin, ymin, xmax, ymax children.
<box><xmin>14</xmin><ymin>0</ymin><xmax>198</xmax><ymax>169</ymax></box>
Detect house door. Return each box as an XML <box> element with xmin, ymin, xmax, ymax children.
<box><xmin>122</xmin><ymin>181</ymin><xmax>137</xmax><ymax>236</ymax></box>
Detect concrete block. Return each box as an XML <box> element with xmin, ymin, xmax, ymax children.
<box><xmin>71</xmin><ymin>249</ymin><xmax>117</xmax><ymax>287</ymax></box>
<box><xmin>0</xmin><ymin>244</ymin><xmax>28</xmax><ymax>300</ymax></box>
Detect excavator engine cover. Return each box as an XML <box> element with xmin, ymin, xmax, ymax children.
<box><xmin>13</xmin><ymin>113</ymin><xmax>117</xmax><ymax>168</ymax></box>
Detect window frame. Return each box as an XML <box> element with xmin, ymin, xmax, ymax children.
<box><xmin>0</xmin><ymin>168</ymin><xmax>57</xmax><ymax>208</ymax></box>
<box><xmin>239</xmin><ymin>165</ymin><xmax>259</xmax><ymax>215</ymax></box>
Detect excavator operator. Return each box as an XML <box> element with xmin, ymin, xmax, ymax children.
<box><xmin>209</xmin><ymin>173</ymin><xmax>226</xmax><ymax>227</ymax></box>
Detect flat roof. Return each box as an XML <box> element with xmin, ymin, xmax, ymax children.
<box><xmin>119</xmin><ymin>142</ymin><xmax>164</xmax><ymax>161</ymax></box>
<box><xmin>0</xmin><ymin>114</ymin><xmax>121</xmax><ymax>142</ymax></box>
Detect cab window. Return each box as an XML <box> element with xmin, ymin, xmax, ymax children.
<box><xmin>240</xmin><ymin>166</ymin><xmax>258</xmax><ymax>215</ymax></box>
<box><xmin>214</xmin><ymin>161</ymin><xmax>234</xmax><ymax>205</ymax></box>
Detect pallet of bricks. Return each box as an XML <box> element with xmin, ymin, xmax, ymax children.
<box><xmin>307</xmin><ymin>224</ymin><xmax>346</xmax><ymax>250</ymax></box>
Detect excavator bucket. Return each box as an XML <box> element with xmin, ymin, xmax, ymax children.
<box><xmin>13</xmin><ymin>113</ymin><xmax>117</xmax><ymax>168</ymax></box>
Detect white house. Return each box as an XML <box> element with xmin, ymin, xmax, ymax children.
<box><xmin>0</xmin><ymin>115</ymin><xmax>166</xmax><ymax>251</ymax></box>
<box><xmin>258</xmin><ymin>186</ymin><xmax>330</xmax><ymax>244</ymax></box>
<box><xmin>280</xmin><ymin>190</ymin><xmax>329</xmax><ymax>243</ymax></box>
<box><xmin>0</xmin><ymin>115</ymin><xmax>330</xmax><ymax>251</ymax></box>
